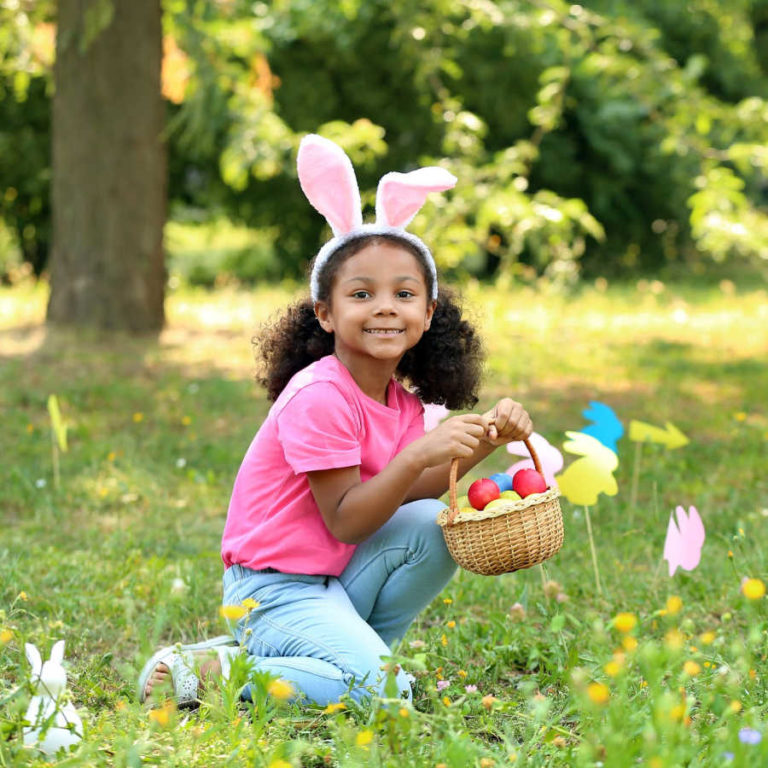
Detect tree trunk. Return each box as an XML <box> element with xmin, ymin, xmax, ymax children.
<box><xmin>48</xmin><ymin>0</ymin><xmax>166</xmax><ymax>332</ymax></box>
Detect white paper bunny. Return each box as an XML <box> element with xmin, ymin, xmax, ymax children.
<box><xmin>23</xmin><ymin>640</ymin><xmax>83</xmax><ymax>756</ymax></box>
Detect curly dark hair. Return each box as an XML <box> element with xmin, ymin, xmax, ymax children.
<box><xmin>255</xmin><ymin>234</ymin><xmax>484</xmax><ymax>409</ymax></box>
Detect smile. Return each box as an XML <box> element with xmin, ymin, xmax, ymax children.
<box><xmin>364</xmin><ymin>329</ymin><xmax>404</xmax><ymax>335</ymax></box>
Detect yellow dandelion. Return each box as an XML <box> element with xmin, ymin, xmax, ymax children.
<box><xmin>742</xmin><ymin>578</ymin><xmax>766</xmax><ymax>600</ymax></box>
<box><xmin>399</xmin><ymin>707</ymin><xmax>409</xmax><ymax>718</ymax></box>
<box><xmin>26</xmin><ymin>423</ymin><xmax>35</xmax><ymax>433</ymax></box>
<box><xmin>322</xmin><ymin>702</ymin><xmax>346</xmax><ymax>714</ymax></box>
<box><xmin>749</xmin><ymin>668</ymin><xmax>757</xmax><ymax>680</ymax></box>
<box><xmin>219</xmin><ymin>604</ymin><xmax>247</xmax><ymax>620</ymax></box>
<box><xmin>447</xmin><ymin>620</ymin><xmax>456</xmax><ymax>629</ymax></box>
<box><xmin>613</xmin><ymin>612</ymin><xmax>637</xmax><ymax>633</ymax></box>
<box><xmin>683</xmin><ymin>660</ymin><xmax>701</xmax><ymax>676</ymax></box>
<box><xmin>666</xmin><ymin>596</ymin><xmax>683</xmax><ymax>614</ymax></box>
<box><xmin>640</xmin><ymin>680</ymin><xmax>648</xmax><ymax>688</ymax></box>
<box><xmin>18</xmin><ymin>591</ymin><xmax>28</xmax><ymax>602</ymax></box>
<box><xmin>132</xmin><ymin>412</ymin><xmax>144</xmax><ymax>423</ymax></box>
<box><xmin>267</xmin><ymin>679</ymin><xmax>294</xmax><ymax>700</ymax></box>
<box><xmin>443</xmin><ymin>598</ymin><xmax>453</xmax><ymax>605</ymax></box>
<box><xmin>622</xmin><ymin>635</ymin><xmax>638</xmax><ymax>652</ymax></box>
<box><xmin>734</xmin><ymin>412</ymin><xmax>747</xmax><ymax>422</ymax></box>
<box><xmin>441</xmin><ymin>633</ymin><xmax>448</xmax><ymax>647</ymax></box>
<box><xmin>699</xmin><ymin>631</ymin><xmax>716</xmax><ymax>645</ymax></box>
<box><xmin>604</xmin><ymin>660</ymin><xmax>622</xmax><ymax>678</ymax></box>
<box><xmin>148</xmin><ymin>700</ymin><xmax>175</xmax><ymax>726</ymax></box>
<box><xmin>729</xmin><ymin>700</ymin><xmax>742</xmax><ymax>713</ymax></box>
<box><xmin>481</xmin><ymin>694</ymin><xmax>498</xmax><ymax>710</ymax></box>
<box><xmin>728</xmin><ymin>550</ymin><xmax>733</xmax><ymax>558</ymax></box>
<box><xmin>181</xmin><ymin>415</ymin><xmax>192</xmax><ymax>426</ymax></box>
<box><xmin>480</xmin><ymin>759</ymin><xmax>496</xmax><ymax>768</ymax></box>
<box><xmin>355</xmin><ymin>729</ymin><xmax>374</xmax><ymax>746</ymax></box>
<box><xmin>268</xmin><ymin>761</ymin><xmax>292</xmax><ymax>768</ymax></box>
<box><xmin>664</xmin><ymin>629</ymin><xmax>684</xmax><ymax>650</ymax></box>
<box><xmin>442</xmin><ymin>696</ymin><xmax>451</xmax><ymax>706</ymax></box>
<box><xmin>0</xmin><ymin>629</ymin><xmax>13</xmax><ymax>644</ymax></box>
<box><xmin>241</xmin><ymin>598</ymin><xmax>260</xmax><ymax>610</ymax></box>
<box><xmin>587</xmin><ymin>682</ymin><xmax>609</xmax><ymax>705</ymax></box>
<box><xmin>670</xmin><ymin>703</ymin><xmax>685</xmax><ymax>722</ymax></box>
<box><xmin>107</xmin><ymin>451</ymin><xmax>116</xmax><ymax>462</ymax></box>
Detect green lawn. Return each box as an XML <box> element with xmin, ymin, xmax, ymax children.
<box><xmin>1</xmin><ymin>277</ymin><xmax>767</xmax><ymax>766</ymax></box>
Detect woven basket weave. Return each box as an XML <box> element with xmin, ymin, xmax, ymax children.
<box><xmin>436</xmin><ymin>439</ymin><xmax>564</xmax><ymax>575</ymax></box>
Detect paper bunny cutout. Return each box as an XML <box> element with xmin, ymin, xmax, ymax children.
<box><xmin>423</xmin><ymin>402</ymin><xmax>449</xmax><ymax>432</ymax></box>
<box><xmin>580</xmin><ymin>401</ymin><xmax>624</xmax><ymax>453</ymax></box>
<box><xmin>23</xmin><ymin>641</ymin><xmax>83</xmax><ymax>756</ymax></box>
<box><xmin>663</xmin><ymin>505</ymin><xmax>705</xmax><ymax>576</ymax></box>
<box><xmin>297</xmin><ymin>134</ymin><xmax>456</xmax><ymax>301</ymax></box>
<box><xmin>506</xmin><ymin>431</ymin><xmax>563</xmax><ymax>488</ymax></box>
<box><xmin>556</xmin><ymin>431</ymin><xmax>619</xmax><ymax>506</ymax></box>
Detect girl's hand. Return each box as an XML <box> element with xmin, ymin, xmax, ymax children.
<box><xmin>481</xmin><ymin>399</ymin><xmax>533</xmax><ymax>446</ymax></box>
<box><xmin>411</xmin><ymin>414</ymin><xmax>489</xmax><ymax>468</ymax></box>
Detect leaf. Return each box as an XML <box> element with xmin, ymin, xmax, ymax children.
<box><xmin>47</xmin><ymin>394</ymin><xmax>68</xmax><ymax>453</ymax></box>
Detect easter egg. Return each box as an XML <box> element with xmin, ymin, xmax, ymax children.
<box><xmin>456</xmin><ymin>495</ymin><xmax>470</xmax><ymax>509</ymax></box>
<box><xmin>512</xmin><ymin>468</ymin><xmax>547</xmax><ymax>498</ymax></box>
<box><xmin>459</xmin><ymin>506</ymin><xmax>477</xmax><ymax>516</ymax></box>
<box><xmin>484</xmin><ymin>498</ymin><xmax>508</xmax><ymax>511</ymax></box>
<box><xmin>468</xmin><ymin>478</ymin><xmax>501</xmax><ymax>510</ymax></box>
<box><xmin>489</xmin><ymin>472</ymin><xmax>514</xmax><ymax>493</ymax></box>
<box><xmin>500</xmin><ymin>490</ymin><xmax>522</xmax><ymax>501</ymax></box>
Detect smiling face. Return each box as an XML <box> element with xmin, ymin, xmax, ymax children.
<box><xmin>314</xmin><ymin>239</ymin><xmax>436</xmax><ymax>375</ymax></box>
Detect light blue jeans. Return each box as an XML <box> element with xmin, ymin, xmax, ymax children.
<box><xmin>221</xmin><ymin>498</ymin><xmax>456</xmax><ymax>705</ymax></box>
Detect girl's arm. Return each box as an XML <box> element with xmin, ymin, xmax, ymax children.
<box><xmin>307</xmin><ymin>414</ymin><xmax>488</xmax><ymax>544</ymax></box>
<box><xmin>403</xmin><ymin>442</ymin><xmax>496</xmax><ymax>501</ymax></box>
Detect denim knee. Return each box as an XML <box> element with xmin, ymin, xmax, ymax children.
<box><xmin>402</xmin><ymin>498</ymin><xmax>457</xmax><ymax>574</ymax></box>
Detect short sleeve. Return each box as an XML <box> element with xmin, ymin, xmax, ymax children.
<box><xmin>399</xmin><ymin>398</ymin><xmax>426</xmax><ymax>449</ymax></box>
<box><xmin>276</xmin><ymin>382</ymin><xmax>362</xmax><ymax>473</ymax></box>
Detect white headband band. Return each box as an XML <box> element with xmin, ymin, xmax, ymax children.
<box><xmin>296</xmin><ymin>134</ymin><xmax>456</xmax><ymax>302</ymax></box>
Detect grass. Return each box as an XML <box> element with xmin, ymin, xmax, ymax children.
<box><xmin>1</xmin><ymin>276</ymin><xmax>767</xmax><ymax>766</ymax></box>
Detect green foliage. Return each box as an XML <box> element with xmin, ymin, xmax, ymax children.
<box><xmin>0</xmin><ymin>2</ymin><xmax>53</xmax><ymax>276</ymax></box>
<box><xmin>2</xmin><ymin>0</ymin><xmax>768</xmax><ymax>282</ymax></box>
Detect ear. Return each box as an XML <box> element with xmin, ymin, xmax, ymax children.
<box><xmin>313</xmin><ymin>301</ymin><xmax>334</xmax><ymax>334</ymax></box>
<box><xmin>375</xmin><ymin>167</ymin><xmax>457</xmax><ymax>228</ymax></box>
<box><xmin>297</xmin><ymin>134</ymin><xmax>363</xmax><ymax>237</ymax></box>
<box><xmin>423</xmin><ymin>299</ymin><xmax>437</xmax><ymax>331</ymax></box>
<box><xmin>49</xmin><ymin>640</ymin><xmax>65</xmax><ymax>666</ymax></box>
<box><xmin>25</xmin><ymin>643</ymin><xmax>42</xmax><ymax>675</ymax></box>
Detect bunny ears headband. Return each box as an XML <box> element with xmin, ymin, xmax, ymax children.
<box><xmin>297</xmin><ymin>134</ymin><xmax>457</xmax><ymax>301</ymax></box>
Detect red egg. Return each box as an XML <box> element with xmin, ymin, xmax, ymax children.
<box><xmin>512</xmin><ymin>468</ymin><xmax>547</xmax><ymax>498</ymax></box>
<box><xmin>467</xmin><ymin>478</ymin><xmax>501</xmax><ymax>510</ymax></box>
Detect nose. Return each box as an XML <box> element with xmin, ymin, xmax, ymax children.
<box><xmin>373</xmin><ymin>297</ymin><xmax>396</xmax><ymax>315</ymax></box>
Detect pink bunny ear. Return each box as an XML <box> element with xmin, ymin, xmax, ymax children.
<box><xmin>297</xmin><ymin>134</ymin><xmax>362</xmax><ymax>237</ymax></box>
<box><xmin>376</xmin><ymin>167</ymin><xmax>457</xmax><ymax>228</ymax></box>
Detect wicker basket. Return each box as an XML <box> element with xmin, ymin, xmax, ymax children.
<box><xmin>436</xmin><ymin>439</ymin><xmax>564</xmax><ymax>575</ymax></box>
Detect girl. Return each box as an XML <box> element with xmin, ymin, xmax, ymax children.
<box><xmin>139</xmin><ymin>135</ymin><xmax>533</xmax><ymax>708</ymax></box>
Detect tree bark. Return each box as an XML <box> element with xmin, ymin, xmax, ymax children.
<box><xmin>48</xmin><ymin>0</ymin><xmax>166</xmax><ymax>332</ymax></box>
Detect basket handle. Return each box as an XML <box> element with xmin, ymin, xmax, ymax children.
<box><xmin>447</xmin><ymin>437</ymin><xmax>543</xmax><ymax>525</ymax></box>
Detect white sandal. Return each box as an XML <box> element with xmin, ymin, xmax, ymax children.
<box><xmin>137</xmin><ymin>635</ymin><xmax>240</xmax><ymax>707</ymax></box>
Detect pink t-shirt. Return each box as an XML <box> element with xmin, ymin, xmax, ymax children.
<box><xmin>221</xmin><ymin>355</ymin><xmax>426</xmax><ymax>576</ymax></box>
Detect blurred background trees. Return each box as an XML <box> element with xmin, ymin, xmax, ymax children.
<box><xmin>1</xmin><ymin>0</ymin><xmax>767</xmax><ymax>327</ymax></box>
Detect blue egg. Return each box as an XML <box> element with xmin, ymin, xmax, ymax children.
<box><xmin>489</xmin><ymin>472</ymin><xmax>513</xmax><ymax>493</ymax></box>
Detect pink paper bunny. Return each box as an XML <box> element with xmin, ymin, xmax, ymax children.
<box><xmin>423</xmin><ymin>403</ymin><xmax>449</xmax><ymax>432</ymax></box>
<box><xmin>506</xmin><ymin>431</ymin><xmax>563</xmax><ymax>488</ymax></box>
<box><xmin>663</xmin><ymin>505</ymin><xmax>705</xmax><ymax>576</ymax></box>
